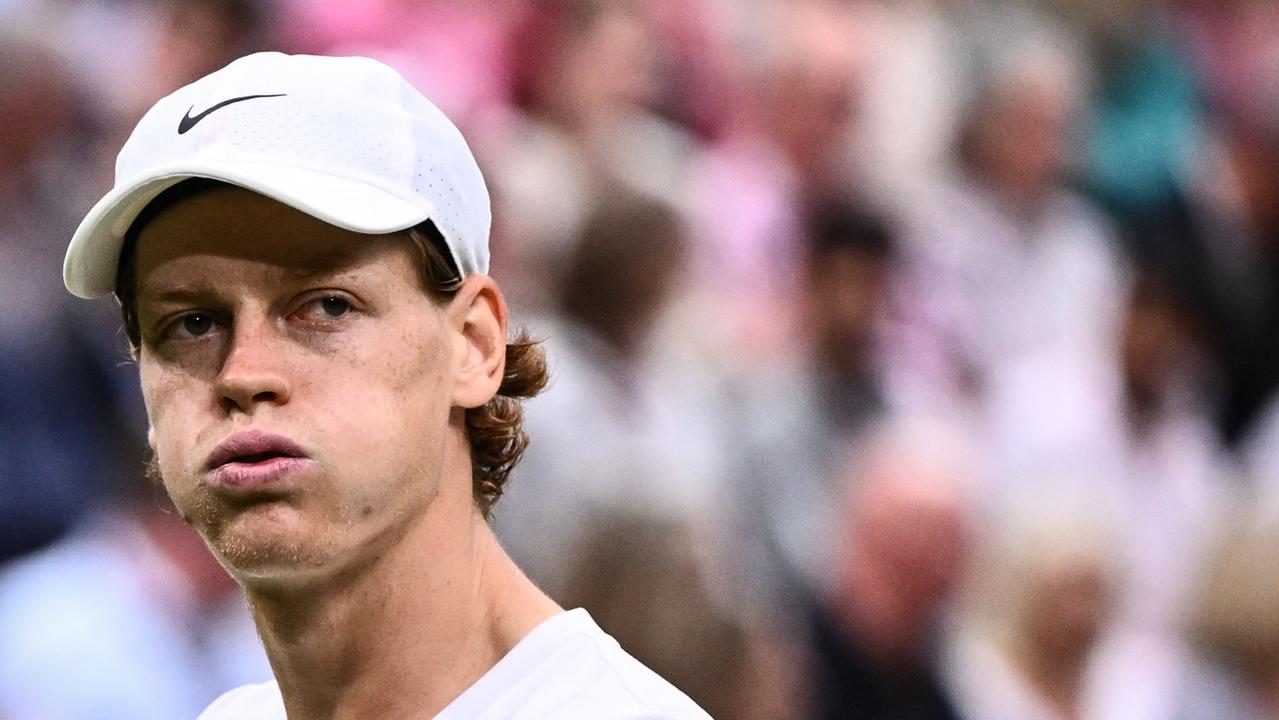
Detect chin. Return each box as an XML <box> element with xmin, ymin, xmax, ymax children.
<box><xmin>201</xmin><ymin>503</ymin><xmax>342</xmax><ymax>584</ymax></box>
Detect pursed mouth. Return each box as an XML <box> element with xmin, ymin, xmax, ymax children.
<box><xmin>206</xmin><ymin>451</ymin><xmax>312</xmax><ymax>494</ymax></box>
<box><xmin>206</xmin><ymin>430</ymin><xmax>309</xmax><ymax>471</ymax></box>
<box><xmin>225</xmin><ymin>451</ymin><xmax>294</xmax><ymax>465</ymax></box>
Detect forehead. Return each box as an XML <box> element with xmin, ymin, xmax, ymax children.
<box><xmin>132</xmin><ymin>185</ymin><xmax>412</xmax><ymax>289</ymax></box>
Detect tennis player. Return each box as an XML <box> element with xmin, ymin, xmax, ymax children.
<box><xmin>63</xmin><ymin>52</ymin><xmax>710</xmax><ymax>720</ymax></box>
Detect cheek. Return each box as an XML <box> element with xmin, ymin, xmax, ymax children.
<box><xmin>139</xmin><ymin>360</ymin><xmax>205</xmax><ymax>488</ymax></box>
<box><xmin>309</xmin><ymin>322</ymin><xmax>454</xmax><ymax>497</ymax></box>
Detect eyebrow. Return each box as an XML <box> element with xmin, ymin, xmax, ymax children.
<box><xmin>136</xmin><ymin>284</ymin><xmax>225</xmax><ymax>304</ymax></box>
<box><xmin>138</xmin><ymin>262</ymin><xmax>377</xmax><ymax>300</ymax></box>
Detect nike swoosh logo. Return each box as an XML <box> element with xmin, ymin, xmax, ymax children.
<box><xmin>178</xmin><ymin>93</ymin><xmax>287</xmax><ymax>134</ymax></box>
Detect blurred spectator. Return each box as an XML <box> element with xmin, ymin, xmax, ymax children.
<box><xmin>1098</xmin><ymin>259</ymin><xmax>1230</xmax><ymax>642</ymax></box>
<box><xmin>17</xmin><ymin>0</ymin><xmax>273</xmax><ymax>193</ymax></box>
<box><xmin>687</xmin><ymin>0</ymin><xmax>869</xmax><ymax>359</ymax></box>
<box><xmin>1180</xmin><ymin>503</ymin><xmax>1279</xmax><ymax>719</ymax></box>
<box><xmin>275</xmin><ymin>0</ymin><xmax>518</xmax><ymax>128</ymax></box>
<box><xmin>493</xmin><ymin>191</ymin><xmax>729</xmax><ymax>599</ymax></box>
<box><xmin>0</xmin><ymin>26</ymin><xmax>144</xmax><ymax>561</ymax></box>
<box><xmin>486</xmin><ymin>0</ymin><xmax>697</xmax><ymax>314</ymax></box>
<box><xmin>889</xmin><ymin>5</ymin><xmax>1130</xmax><ymax>502</ymax></box>
<box><xmin>728</xmin><ymin>199</ymin><xmax>898</xmax><ymax>609</ymax></box>
<box><xmin>1127</xmin><ymin>0</ymin><xmax>1279</xmax><ymax>447</ymax></box>
<box><xmin>807</xmin><ymin>417</ymin><xmax>976</xmax><ymax>720</ymax></box>
<box><xmin>562</xmin><ymin>511</ymin><xmax>803</xmax><ymax>720</ymax></box>
<box><xmin>0</xmin><ymin>480</ymin><xmax>270</xmax><ymax>719</ymax></box>
<box><xmin>114</xmin><ymin>0</ymin><xmax>271</xmax><ymax>123</ymax></box>
<box><xmin>797</xmin><ymin>202</ymin><xmax>896</xmax><ymax>432</ymax></box>
<box><xmin>850</xmin><ymin>0</ymin><xmax>967</xmax><ymax>214</ymax></box>
<box><xmin>976</xmin><ymin>247</ymin><xmax>1231</xmax><ymax>720</ymax></box>
<box><xmin>1070</xmin><ymin>0</ymin><xmax>1202</xmax><ymax>215</ymax></box>
<box><xmin>947</xmin><ymin>502</ymin><xmax>1118</xmax><ymax>720</ymax></box>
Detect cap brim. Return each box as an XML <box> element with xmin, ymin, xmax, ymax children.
<box><xmin>64</xmin><ymin>161</ymin><xmax>433</xmax><ymax>298</ymax></box>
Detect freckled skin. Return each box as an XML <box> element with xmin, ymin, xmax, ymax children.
<box><xmin>134</xmin><ymin>185</ymin><xmax>458</xmax><ymax>588</ymax></box>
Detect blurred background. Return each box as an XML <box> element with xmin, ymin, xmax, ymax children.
<box><xmin>2</xmin><ymin>0</ymin><xmax>1279</xmax><ymax>717</ymax></box>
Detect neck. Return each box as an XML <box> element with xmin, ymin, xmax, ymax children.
<box><xmin>244</xmin><ymin>477</ymin><xmax>560</xmax><ymax>720</ymax></box>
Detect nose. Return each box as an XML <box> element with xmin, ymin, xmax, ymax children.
<box><xmin>214</xmin><ymin>317</ymin><xmax>292</xmax><ymax>414</ymax></box>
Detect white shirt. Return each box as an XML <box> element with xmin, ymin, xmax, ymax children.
<box><xmin>197</xmin><ymin>608</ymin><xmax>710</xmax><ymax>720</ymax></box>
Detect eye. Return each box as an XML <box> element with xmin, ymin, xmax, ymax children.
<box><xmin>148</xmin><ymin>310</ymin><xmax>222</xmax><ymax>348</ymax></box>
<box><xmin>293</xmin><ymin>294</ymin><xmax>357</xmax><ymax>324</ymax></box>
<box><xmin>319</xmin><ymin>296</ymin><xmax>351</xmax><ymax>318</ymax></box>
<box><xmin>171</xmin><ymin>312</ymin><xmax>216</xmax><ymax>339</ymax></box>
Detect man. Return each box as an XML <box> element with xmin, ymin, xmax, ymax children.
<box><xmin>62</xmin><ymin>51</ymin><xmax>710</xmax><ymax>720</ymax></box>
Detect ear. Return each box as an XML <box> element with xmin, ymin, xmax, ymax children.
<box><xmin>448</xmin><ymin>275</ymin><xmax>509</xmax><ymax>409</ymax></box>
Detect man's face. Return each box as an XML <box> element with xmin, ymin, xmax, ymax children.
<box><xmin>133</xmin><ymin>185</ymin><xmax>458</xmax><ymax>585</ymax></box>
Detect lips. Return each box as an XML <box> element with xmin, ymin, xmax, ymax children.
<box><xmin>205</xmin><ymin>429</ymin><xmax>313</xmax><ymax>491</ymax></box>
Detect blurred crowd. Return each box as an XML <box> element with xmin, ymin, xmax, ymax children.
<box><xmin>3</xmin><ymin>0</ymin><xmax>1279</xmax><ymax>718</ymax></box>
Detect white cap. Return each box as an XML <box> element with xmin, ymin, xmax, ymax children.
<box><xmin>64</xmin><ymin>51</ymin><xmax>491</xmax><ymax>299</ymax></box>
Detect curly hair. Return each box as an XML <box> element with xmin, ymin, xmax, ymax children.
<box><xmin>115</xmin><ymin>179</ymin><xmax>547</xmax><ymax>518</ymax></box>
<box><xmin>402</xmin><ymin>222</ymin><xmax>549</xmax><ymax>516</ymax></box>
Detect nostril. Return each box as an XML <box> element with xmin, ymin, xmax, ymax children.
<box><xmin>215</xmin><ymin>369</ymin><xmax>290</xmax><ymax>413</ymax></box>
